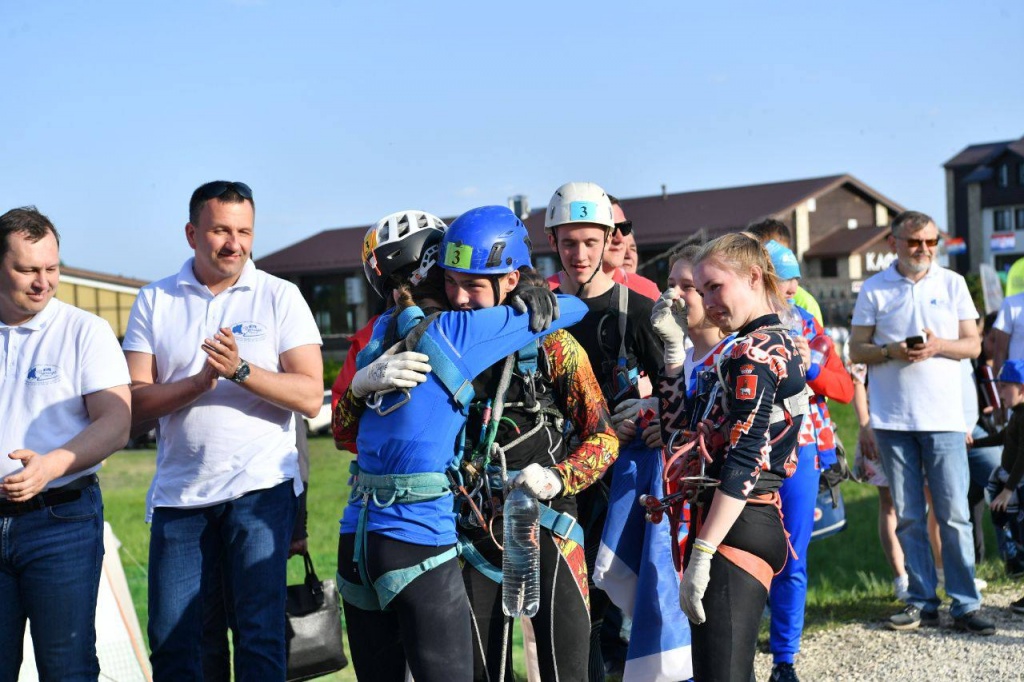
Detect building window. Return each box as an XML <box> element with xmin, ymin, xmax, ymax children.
<box><xmin>1017</xmin><ymin>208</ymin><xmax>1024</xmax><ymax>231</ymax></box>
<box><xmin>1019</xmin><ymin>163</ymin><xmax>1024</xmax><ymax>186</ymax></box>
<box><xmin>998</xmin><ymin>164</ymin><xmax>1010</xmax><ymax>188</ymax></box>
<box><xmin>299</xmin><ymin>274</ymin><xmax>369</xmax><ymax>336</ymax></box>
<box><xmin>820</xmin><ymin>258</ymin><xmax>839</xmax><ymax>278</ymax></box>
<box><xmin>995</xmin><ymin>209</ymin><xmax>1012</xmax><ymax>231</ymax></box>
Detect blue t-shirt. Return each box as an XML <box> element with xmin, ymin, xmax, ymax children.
<box><xmin>341</xmin><ymin>296</ymin><xmax>588</xmax><ymax>546</ymax></box>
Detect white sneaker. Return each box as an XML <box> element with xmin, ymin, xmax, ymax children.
<box><xmin>975</xmin><ymin>577</ymin><xmax>988</xmax><ymax>592</ymax></box>
<box><xmin>894</xmin><ymin>574</ymin><xmax>910</xmax><ymax>601</ymax></box>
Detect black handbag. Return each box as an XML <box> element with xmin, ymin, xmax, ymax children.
<box><xmin>285</xmin><ymin>552</ymin><xmax>348</xmax><ymax>681</ymax></box>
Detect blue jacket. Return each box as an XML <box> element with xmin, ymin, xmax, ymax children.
<box><xmin>340</xmin><ymin>296</ymin><xmax>587</xmax><ymax>546</ymax></box>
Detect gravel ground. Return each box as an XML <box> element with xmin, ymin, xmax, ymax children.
<box><xmin>753</xmin><ymin>586</ymin><xmax>1024</xmax><ymax>681</ymax></box>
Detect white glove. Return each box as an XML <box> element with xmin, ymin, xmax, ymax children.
<box><xmin>350</xmin><ymin>342</ymin><xmax>432</xmax><ymax>398</ymax></box>
<box><xmin>679</xmin><ymin>539</ymin><xmax>715</xmax><ymax>624</ymax></box>
<box><xmin>651</xmin><ymin>290</ymin><xmax>687</xmax><ymax>367</ymax></box>
<box><xmin>512</xmin><ymin>463</ymin><xmax>563</xmax><ymax>501</ymax></box>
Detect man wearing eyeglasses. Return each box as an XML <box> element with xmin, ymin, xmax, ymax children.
<box><xmin>849</xmin><ymin>211</ymin><xmax>993</xmax><ymax>636</ymax></box>
<box><xmin>603</xmin><ymin>197</ymin><xmax>661</xmax><ymax>301</ymax></box>
<box><xmin>123</xmin><ymin>181</ymin><xmax>324</xmax><ymax>680</ymax></box>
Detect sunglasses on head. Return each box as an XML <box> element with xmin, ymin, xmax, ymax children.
<box><xmin>615</xmin><ymin>220</ymin><xmax>633</xmax><ymax>236</ymax></box>
<box><xmin>196</xmin><ymin>181</ymin><xmax>253</xmax><ymax>202</ymax></box>
<box><xmin>898</xmin><ymin>237</ymin><xmax>940</xmax><ymax>248</ymax></box>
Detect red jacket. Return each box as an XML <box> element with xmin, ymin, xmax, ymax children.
<box><xmin>545</xmin><ymin>268</ymin><xmax>660</xmax><ymax>301</ymax></box>
<box><xmin>330</xmin><ymin>315</ymin><xmax>379</xmax><ymax>453</ymax></box>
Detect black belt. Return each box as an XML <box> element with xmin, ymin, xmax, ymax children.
<box><xmin>0</xmin><ymin>474</ymin><xmax>98</xmax><ymax>517</ymax></box>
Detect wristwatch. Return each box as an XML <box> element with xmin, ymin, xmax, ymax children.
<box><xmin>231</xmin><ymin>358</ymin><xmax>251</xmax><ymax>384</ymax></box>
<box><xmin>879</xmin><ymin>343</ymin><xmax>890</xmax><ymax>361</ymax></box>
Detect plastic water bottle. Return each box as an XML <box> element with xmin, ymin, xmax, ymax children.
<box><xmin>806</xmin><ymin>334</ymin><xmax>833</xmax><ymax>381</ymax></box>
<box><xmin>502</xmin><ymin>487</ymin><xmax>540</xmax><ymax>617</ymax></box>
<box><xmin>779</xmin><ymin>305</ymin><xmax>803</xmax><ymax>337</ymax></box>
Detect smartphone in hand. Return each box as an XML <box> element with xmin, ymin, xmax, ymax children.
<box><xmin>905</xmin><ymin>335</ymin><xmax>924</xmax><ymax>349</ymax></box>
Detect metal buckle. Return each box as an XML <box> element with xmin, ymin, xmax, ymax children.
<box><xmin>366</xmin><ymin>388</ymin><xmax>411</xmax><ymax>416</ymax></box>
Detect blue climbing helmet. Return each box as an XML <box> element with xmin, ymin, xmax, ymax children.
<box><xmin>439</xmin><ymin>205</ymin><xmax>533</xmax><ymax>275</ymax></box>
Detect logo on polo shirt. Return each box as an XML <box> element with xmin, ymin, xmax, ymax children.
<box><xmin>26</xmin><ymin>365</ymin><xmax>61</xmax><ymax>385</ymax></box>
<box><xmin>231</xmin><ymin>321</ymin><xmax>267</xmax><ymax>342</ymax></box>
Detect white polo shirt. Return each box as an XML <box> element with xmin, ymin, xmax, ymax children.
<box><xmin>851</xmin><ymin>261</ymin><xmax>977</xmax><ymax>432</ymax></box>
<box><xmin>994</xmin><ymin>292</ymin><xmax>1024</xmax><ymax>361</ymax></box>
<box><xmin>0</xmin><ymin>299</ymin><xmax>130</xmax><ymax>488</ymax></box>
<box><xmin>122</xmin><ymin>259</ymin><xmax>322</xmax><ymax>518</ymax></box>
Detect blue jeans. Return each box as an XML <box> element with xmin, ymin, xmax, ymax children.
<box><xmin>875</xmin><ymin>430</ymin><xmax>980</xmax><ymax>616</ymax></box>
<box><xmin>148</xmin><ymin>480</ymin><xmax>297</xmax><ymax>682</ymax></box>
<box><xmin>0</xmin><ymin>482</ymin><xmax>104</xmax><ymax>682</ymax></box>
<box><xmin>968</xmin><ymin>424</ymin><xmax>1002</xmax><ymax>490</ymax></box>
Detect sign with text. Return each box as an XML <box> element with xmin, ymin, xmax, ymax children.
<box><xmin>864</xmin><ymin>251</ymin><xmax>897</xmax><ymax>273</ymax></box>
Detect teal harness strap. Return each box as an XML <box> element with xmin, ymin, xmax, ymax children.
<box><xmin>539</xmin><ymin>504</ymin><xmax>584</xmax><ymax>546</ymax></box>
<box><xmin>374</xmin><ymin>546</ymin><xmax>459</xmax><ymax>610</ymax></box>
<box><xmin>458</xmin><ymin>536</ymin><xmax>504</xmax><ymax>583</ymax></box>
<box><xmin>415</xmin><ymin>332</ymin><xmax>475</xmax><ymax>412</ymax></box>
<box><xmin>515</xmin><ymin>339</ymin><xmax>540</xmax><ymax>377</ymax></box>
<box><xmin>345</xmin><ymin>464</ymin><xmax>455</xmax><ymax>611</ymax></box>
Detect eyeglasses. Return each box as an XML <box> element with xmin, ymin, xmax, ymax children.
<box><xmin>897</xmin><ymin>237</ymin><xmax>940</xmax><ymax>248</ymax></box>
<box><xmin>195</xmin><ymin>181</ymin><xmax>253</xmax><ymax>202</ymax></box>
<box><xmin>614</xmin><ymin>220</ymin><xmax>633</xmax><ymax>236</ymax></box>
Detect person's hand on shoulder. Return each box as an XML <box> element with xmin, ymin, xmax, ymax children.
<box><xmin>350</xmin><ymin>342</ymin><xmax>432</xmax><ymax>398</ymax></box>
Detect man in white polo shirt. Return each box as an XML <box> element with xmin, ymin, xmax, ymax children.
<box><xmin>849</xmin><ymin>210</ymin><xmax>993</xmax><ymax>636</ymax></box>
<box><xmin>990</xmin><ymin>290</ymin><xmax>1024</xmax><ymax>374</ymax></box>
<box><xmin>123</xmin><ymin>181</ymin><xmax>323</xmax><ymax>680</ymax></box>
<box><xmin>0</xmin><ymin>206</ymin><xmax>131</xmax><ymax>680</ymax></box>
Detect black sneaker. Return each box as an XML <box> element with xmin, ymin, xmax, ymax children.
<box><xmin>1007</xmin><ymin>556</ymin><xmax>1024</xmax><ymax>579</ymax></box>
<box><xmin>1010</xmin><ymin>597</ymin><xmax>1024</xmax><ymax>615</ymax></box>
<box><xmin>952</xmin><ymin>611</ymin><xmax>996</xmax><ymax>636</ymax></box>
<box><xmin>770</xmin><ymin>662</ymin><xmax>800</xmax><ymax>682</ymax></box>
<box><xmin>887</xmin><ymin>604</ymin><xmax>939</xmax><ymax>630</ymax></box>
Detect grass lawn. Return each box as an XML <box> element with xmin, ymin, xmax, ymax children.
<box><xmin>99</xmin><ymin>401</ymin><xmax>1005</xmax><ymax>680</ymax></box>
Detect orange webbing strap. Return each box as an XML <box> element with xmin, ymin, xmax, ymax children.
<box><xmin>716</xmin><ymin>544</ymin><xmax>775</xmax><ymax>592</ymax></box>
<box><xmin>692</xmin><ymin>490</ymin><xmax>793</xmax><ymax>591</ymax></box>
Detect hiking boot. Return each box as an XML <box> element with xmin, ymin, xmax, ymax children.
<box><xmin>952</xmin><ymin>611</ymin><xmax>996</xmax><ymax>636</ymax></box>
<box><xmin>770</xmin><ymin>662</ymin><xmax>800</xmax><ymax>682</ymax></box>
<box><xmin>887</xmin><ymin>604</ymin><xmax>939</xmax><ymax>630</ymax></box>
<box><xmin>1010</xmin><ymin>596</ymin><xmax>1024</xmax><ymax>615</ymax></box>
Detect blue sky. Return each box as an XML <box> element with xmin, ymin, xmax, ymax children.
<box><xmin>1</xmin><ymin>0</ymin><xmax>1021</xmax><ymax>281</ymax></box>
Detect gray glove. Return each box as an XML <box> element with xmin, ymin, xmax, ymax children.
<box><xmin>651</xmin><ymin>289</ymin><xmax>688</xmax><ymax>367</ymax></box>
<box><xmin>679</xmin><ymin>539</ymin><xmax>715</xmax><ymax>624</ymax></box>
<box><xmin>350</xmin><ymin>342</ymin><xmax>431</xmax><ymax>398</ymax></box>
<box><xmin>510</xmin><ymin>286</ymin><xmax>560</xmax><ymax>333</ymax></box>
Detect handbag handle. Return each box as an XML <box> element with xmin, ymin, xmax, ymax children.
<box><xmin>300</xmin><ymin>551</ymin><xmax>324</xmax><ymax>598</ymax></box>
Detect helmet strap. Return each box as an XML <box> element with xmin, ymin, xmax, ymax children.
<box><xmin>574</xmin><ymin>233</ymin><xmax>609</xmax><ymax>298</ymax></box>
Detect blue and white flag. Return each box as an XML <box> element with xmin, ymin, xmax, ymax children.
<box><xmin>594</xmin><ymin>440</ymin><xmax>692</xmax><ymax>682</ymax></box>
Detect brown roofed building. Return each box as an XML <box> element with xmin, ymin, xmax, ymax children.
<box><xmin>258</xmin><ymin>173</ymin><xmax>904</xmax><ymax>339</ymax></box>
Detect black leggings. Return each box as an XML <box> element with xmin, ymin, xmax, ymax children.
<box><xmin>689</xmin><ymin>502</ymin><xmax>788</xmax><ymax>682</ymax></box>
<box><xmin>338</xmin><ymin>532</ymin><xmax>473</xmax><ymax>682</ymax></box>
<box><xmin>462</xmin><ymin>523</ymin><xmax>590</xmax><ymax>682</ymax></box>
<box><xmin>574</xmin><ymin>482</ymin><xmax>612</xmax><ymax>682</ymax></box>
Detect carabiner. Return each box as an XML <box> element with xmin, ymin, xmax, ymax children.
<box><xmin>366</xmin><ymin>388</ymin><xmax>412</xmax><ymax>416</ymax></box>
